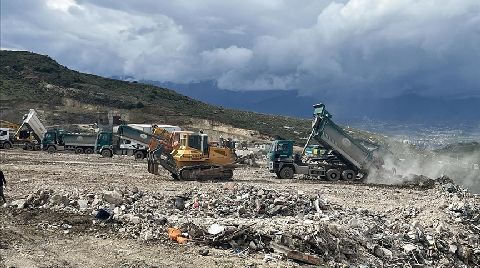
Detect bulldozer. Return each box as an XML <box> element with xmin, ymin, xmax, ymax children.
<box><xmin>147</xmin><ymin>126</ymin><xmax>237</xmax><ymax>180</ymax></box>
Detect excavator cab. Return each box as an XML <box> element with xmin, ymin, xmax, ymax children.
<box><xmin>183</xmin><ymin>133</ymin><xmax>208</xmax><ymax>155</ymax></box>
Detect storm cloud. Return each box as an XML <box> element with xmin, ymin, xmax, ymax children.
<box><xmin>2</xmin><ymin>0</ymin><xmax>480</xmax><ymax>98</ymax></box>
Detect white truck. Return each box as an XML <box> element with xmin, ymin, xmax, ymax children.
<box><xmin>0</xmin><ymin>128</ymin><xmax>13</xmax><ymax>149</ymax></box>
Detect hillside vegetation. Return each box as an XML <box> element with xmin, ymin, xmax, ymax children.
<box><xmin>0</xmin><ymin>50</ymin><xmax>314</xmax><ymax>142</ymax></box>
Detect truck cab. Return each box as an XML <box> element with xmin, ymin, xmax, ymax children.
<box><xmin>0</xmin><ymin>128</ymin><xmax>13</xmax><ymax>149</ymax></box>
<box><xmin>42</xmin><ymin>129</ymin><xmax>63</xmax><ymax>152</ymax></box>
<box><xmin>95</xmin><ymin>131</ymin><xmax>112</xmax><ymax>156</ymax></box>
<box><xmin>267</xmin><ymin>140</ymin><xmax>300</xmax><ymax>179</ymax></box>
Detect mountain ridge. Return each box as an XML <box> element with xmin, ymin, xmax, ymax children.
<box><xmin>144</xmin><ymin>80</ymin><xmax>480</xmax><ymax>124</ymax></box>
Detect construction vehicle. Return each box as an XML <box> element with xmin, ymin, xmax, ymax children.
<box><xmin>95</xmin><ymin>124</ymin><xmax>179</xmax><ymax>159</ymax></box>
<box><xmin>0</xmin><ymin>128</ymin><xmax>13</xmax><ymax>149</ymax></box>
<box><xmin>42</xmin><ymin>130</ymin><xmax>97</xmax><ymax>154</ymax></box>
<box><xmin>147</xmin><ymin>126</ymin><xmax>237</xmax><ymax>180</ymax></box>
<box><xmin>268</xmin><ymin>103</ymin><xmax>384</xmax><ymax>180</ymax></box>
<box><xmin>14</xmin><ymin>109</ymin><xmax>48</xmax><ymax>150</ymax></box>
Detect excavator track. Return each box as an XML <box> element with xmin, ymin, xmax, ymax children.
<box><xmin>147</xmin><ymin>146</ymin><xmax>234</xmax><ymax>181</ymax></box>
<box><xmin>179</xmin><ymin>165</ymin><xmax>234</xmax><ymax>181</ymax></box>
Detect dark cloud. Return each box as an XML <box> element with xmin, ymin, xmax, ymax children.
<box><xmin>2</xmin><ymin>0</ymin><xmax>479</xmax><ymax>98</ymax></box>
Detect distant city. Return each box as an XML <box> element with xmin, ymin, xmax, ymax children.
<box><xmin>345</xmin><ymin>119</ymin><xmax>480</xmax><ymax>150</ymax></box>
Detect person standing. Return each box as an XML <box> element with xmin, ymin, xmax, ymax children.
<box><xmin>0</xmin><ymin>170</ymin><xmax>6</xmax><ymax>203</ymax></box>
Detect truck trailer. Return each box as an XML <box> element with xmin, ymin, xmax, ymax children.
<box><xmin>42</xmin><ymin>129</ymin><xmax>97</xmax><ymax>154</ymax></box>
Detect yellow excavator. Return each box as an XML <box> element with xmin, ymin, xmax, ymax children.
<box><xmin>147</xmin><ymin>126</ymin><xmax>237</xmax><ymax>180</ymax></box>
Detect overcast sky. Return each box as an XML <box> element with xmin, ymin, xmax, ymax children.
<box><xmin>2</xmin><ymin>0</ymin><xmax>480</xmax><ymax>98</ymax></box>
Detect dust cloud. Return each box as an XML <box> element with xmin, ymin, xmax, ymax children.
<box><xmin>367</xmin><ymin>143</ymin><xmax>480</xmax><ymax>193</ymax></box>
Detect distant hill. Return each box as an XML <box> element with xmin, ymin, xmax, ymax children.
<box><xmin>145</xmin><ymin>80</ymin><xmax>317</xmax><ymax>118</ymax></box>
<box><xmin>145</xmin><ymin>80</ymin><xmax>480</xmax><ymax>124</ymax></box>
<box><xmin>0</xmin><ymin>50</ymin><xmax>314</xmax><ymax>143</ymax></box>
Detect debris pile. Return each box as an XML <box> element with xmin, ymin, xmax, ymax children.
<box><xmin>5</xmin><ymin>177</ymin><xmax>479</xmax><ymax>266</ymax></box>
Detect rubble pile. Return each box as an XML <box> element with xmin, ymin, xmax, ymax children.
<box><xmin>5</xmin><ymin>178</ymin><xmax>479</xmax><ymax>267</ymax></box>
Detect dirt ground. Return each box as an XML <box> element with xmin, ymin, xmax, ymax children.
<box><xmin>0</xmin><ymin>149</ymin><xmax>477</xmax><ymax>267</ymax></box>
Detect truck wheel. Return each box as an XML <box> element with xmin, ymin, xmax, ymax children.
<box><xmin>342</xmin><ymin>170</ymin><xmax>356</xmax><ymax>180</ymax></box>
<box><xmin>75</xmin><ymin>147</ymin><xmax>84</xmax><ymax>154</ymax></box>
<box><xmin>47</xmin><ymin>146</ymin><xmax>56</xmax><ymax>154</ymax></box>
<box><xmin>326</xmin><ymin>169</ymin><xmax>340</xmax><ymax>181</ymax></box>
<box><xmin>84</xmin><ymin>148</ymin><xmax>94</xmax><ymax>154</ymax></box>
<box><xmin>101</xmin><ymin>149</ymin><xmax>113</xmax><ymax>158</ymax></box>
<box><xmin>34</xmin><ymin>145</ymin><xmax>41</xmax><ymax>151</ymax></box>
<box><xmin>279</xmin><ymin>166</ymin><xmax>294</xmax><ymax>180</ymax></box>
<box><xmin>134</xmin><ymin>151</ymin><xmax>145</xmax><ymax>160</ymax></box>
<box><xmin>26</xmin><ymin>143</ymin><xmax>34</xmax><ymax>151</ymax></box>
<box><xmin>3</xmin><ymin>142</ymin><xmax>12</xmax><ymax>149</ymax></box>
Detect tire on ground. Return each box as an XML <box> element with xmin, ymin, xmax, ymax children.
<box><xmin>84</xmin><ymin>148</ymin><xmax>94</xmax><ymax>154</ymax></box>
<box><xmin>47</xmin><ymin>146</ymin><xmax>56</xmax><ymax>154</ymax></box>
<box><xmin>26</xmin><ymin>143</ymin><xmax>34</xmax><ymax>150</ymax></box>
<box><xmin>342</xmin><ymin>169</ymin><xmax>356</xmax><ymax>180</ymax></box>
<box><xmin>134</xmin><ymin>151</ymin><xmax>145</xmax><ymax>160</ymax></box>
<box><xmin>3</xmin><ymin>142</ymin><xmax>12</xmax><ymax>149</ymax></box>
<box><xmin>326</xmin><ymin>169</ymin><xmax>341</xmax><ymax>181</ymax></box>
<box><xmin>278</xmin><ymin>166</ymin><xmax>294</xmax><ymax>180</ymax></box>
<box><xmin>75</xmin><ymin>147</ymin><xmax>84</xmax><ymax>154</ymax></box>
<box><xmin>101</xmin><ymin>149</ymin><xmax>112</xmax><ymax>158</ymax></box>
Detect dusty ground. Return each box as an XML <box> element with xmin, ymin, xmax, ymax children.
<box><xmin>0</xmin><ymin>149</ymin><xmax>478</xmax><ymax>267</ymax></box>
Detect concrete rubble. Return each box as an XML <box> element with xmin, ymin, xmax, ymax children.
<box><xmin>5</xmin><ymin>176</ymin><xmax>479</xmax><ymax>267</ymax></box>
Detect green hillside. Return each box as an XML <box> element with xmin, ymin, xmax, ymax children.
<box><xmin>0</xmin><ymin>50</ymin><xmax>314</xmax><ymax>142</ymax></box>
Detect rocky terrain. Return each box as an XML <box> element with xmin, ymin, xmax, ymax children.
<box><xmin>1</xmin><ymin>149</ymin><xmax>479</xmax><ymax>267</ymax></box>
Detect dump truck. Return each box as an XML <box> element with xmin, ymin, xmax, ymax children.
<box><xmin>42</xmin><ymin>129</ymin><xmax>97</xmax><ymax>154</ymax></box>
<box><xmin>11</xmin><ymin>109</ymin><xmax>48</xmax><ymax>150</ymax></box>
<box><xmin>95</xmin><ymin>125</ymin><xmax>180</xmax><ymax>159</ymax></box>
<box><xmin>147</xmin><ymin>126</ymin><xmax>237</xmax><ymax>180</ymax></box>
<box><xmin>0</xmin><ymin>120</ymin><xmax>39</xmax><ymax>150</ymax></box>
<box><xmin>268</xmin><ymin>103</ymin><xmax>384</xmax><ymax>180</ymax></box>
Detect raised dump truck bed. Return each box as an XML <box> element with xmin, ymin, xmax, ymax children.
<box><xmin>14</xmin><ymin>109</ymin><xmax>47</xmax><ymax>150</ymax></box>
<box><xmin>306</xmin><ymin>104</ymin><xmax>380</xmax><ymax>173</ymax></box>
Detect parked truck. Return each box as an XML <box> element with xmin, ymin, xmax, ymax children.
<box><xmin>268</xmin><ymin>103</ymin><xmax>384</xmax><ymax>181</ymax></box>
<box><xmin>95</xmin><ymin>124</ymin><xmax>180</xmax><ymax>159</ymax></box>
<box><xmin>42</xmin><ymin>129</ymin><xmax>97</xmax><ymax>154</ymax></box>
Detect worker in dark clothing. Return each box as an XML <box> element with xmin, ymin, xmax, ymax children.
<box><xmin>0</xmin><ymin>170</ymin><xmax>6</xmax><ymax>203</ymax></box>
